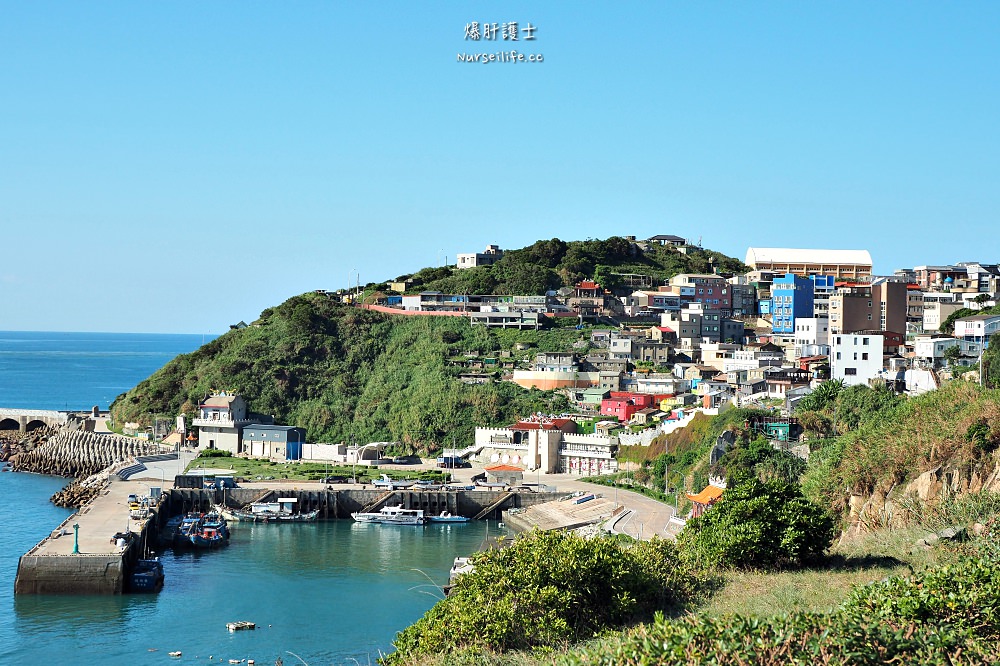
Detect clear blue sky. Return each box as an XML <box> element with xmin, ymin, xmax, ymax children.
<box><xmin>2</xmin><ymin>2</ymin><xmax>997</xmax><ymax>333</ymax></box>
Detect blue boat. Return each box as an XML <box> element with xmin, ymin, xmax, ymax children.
<box><xmin>130</xmin><ymin>558</ymin><xmax>165</xmax><ymax>592</ymax></box>
<box><xmin>174</xmin><ymin>512</ymin><xmax>230</xmax><ymax>549</ymax></box>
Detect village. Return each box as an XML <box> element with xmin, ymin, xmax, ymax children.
<box><xmin>165</xmin><ymin>237</ymin><xmax>998</xmax><ymax>513</ymax></box>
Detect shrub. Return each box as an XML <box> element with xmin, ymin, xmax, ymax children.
<box><xmin>677</xmin><ymin>478</ymin><xmax>835</xmax><ymax>570</ymax></box>
<box><xmin>383</xmin><ymin>531</ymin><xmax>714</xmax><ymax>663</ymax></box>
<box><xmin>568</xmin><ymin>545</ymin><xmax>1000</xmax><ymax>665</ymax></box>
<box><xmin>195</xmin><ymin>449</ymin><xmax>233</xmax><ymax>458</ymax></box>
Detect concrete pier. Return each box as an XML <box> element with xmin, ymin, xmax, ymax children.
<box><xmin>15</xmin><ymin>479</ymin><xmax>162</xmax><ymax>594</ymax></box>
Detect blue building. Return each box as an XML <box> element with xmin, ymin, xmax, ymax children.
<box><xmin>771</xmin><ymin>274</ymin><xmax>815</xmax><ymax>335</ymax></box>
<box><xmin>241</xmin><ymin>424</ymin><xmax>306</xmax><ymax>461</ymax></box>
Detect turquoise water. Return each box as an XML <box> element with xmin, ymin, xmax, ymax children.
<box><xmin>0</xmin><ymin>330</ymin><xmax>210</xmax><ymax>411</ymax></box>
<box><xmin>3</xmin><ymin>471</ymin><xmax>492</xmax><ymax>664</ymax></box>
<box><xmin>0</xmin><ymin>332</ymin><xmax>490</xmax><ymax>664</ymax></box>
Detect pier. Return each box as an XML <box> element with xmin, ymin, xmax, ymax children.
<box><xmin>15</xmin><ymin>479</ymin><xmax>161</xmax><ymax>594</ymax></box>
<box><xmin>14</xmin><ymin>478</ymin><xmax>562</xmax><ymax>595</ymax></box>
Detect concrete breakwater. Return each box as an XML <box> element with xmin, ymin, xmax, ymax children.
<box><xmin>11</xmin><ymin>429</ymin><xmax>160</xmax><ymax>479</ymax></box>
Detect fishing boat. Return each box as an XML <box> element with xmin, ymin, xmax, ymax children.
<box><xmin>351</xmin><ymin>504</ymin><xmax>425</xmax><ymax>525</ymax></box>
<box><xmin>129</xmin><ymin>558</ymin><xmax>165</xmax><ymax>592</ymax></box>
<box><xmin>219</xmin><ymin>499</ymin><xmax>320</xmax><ymax>523</ymax></box>
<box><xmin>174</xmin><ymin>512</ymin><xmax>230</xmax><ymax>548</ymax></box>
<box><xmin>427</xmin><ymin>511</ymin><xmax>470</xmax><ymax>524</ymax></box>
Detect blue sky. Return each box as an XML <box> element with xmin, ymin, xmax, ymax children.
<box><xmin>1</xmin><ymin>2</ymin><xmax>997</xmax><ymax>333</ymax></box>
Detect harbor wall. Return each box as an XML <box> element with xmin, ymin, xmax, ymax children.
<box><xmin>15</xmin><ymin>553</ymin><xmax>126</xmax><ymax>594</ymax></box>
<box><xmin>163</xmin><ymin>487</ymin><xmax>563</xmax><ymax>520</ymax></box>
<box><xmin>14</xmin><ymin>509</ymin><xmax>158</xmax><ymax>595</ymax></box>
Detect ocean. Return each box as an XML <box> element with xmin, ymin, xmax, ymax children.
<box><xmin>0</xmin><ymin>331</ymin><xmax>489</xmax><ymax>664</ymax></box>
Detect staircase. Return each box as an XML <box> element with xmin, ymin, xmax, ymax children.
<box><xmin>473</xmin><ymin>491</ymin><xmax>515</xmax><ymax>520</ymax></box>
<box><xmin>360</xmin><ymin>490</ymin><xmax>397</xmax><ymax>514</ymax></box>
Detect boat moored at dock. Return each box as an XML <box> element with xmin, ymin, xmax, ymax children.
<box><xmin>427</xmin><ymin>511</ymin><xmax>470</xmax><ymax>524</ymax></box>
<box><xmin>129</xmin><ymin>558</ymin><xmax>165</xmax><ymax>592</ymax></box>
<box><xmin>351</xmin><ymin>505</ymin><xmax>426</xmax><ymax>525</ymax></box>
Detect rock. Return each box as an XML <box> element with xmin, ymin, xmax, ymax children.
<box><xmin>972</xmin><ymin>522</ymin><xmax>988</xmax><ymax>536</ymax></box>
<box><xmin>936</xmin><ymin>526</ymin><xmax>966</xmax><ymax>541</ymax></box>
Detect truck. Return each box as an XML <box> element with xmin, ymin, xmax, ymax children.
<box><xmin>436</xmin><ymin>455</ymin><xmax>469</xmax><ymax>468</ymax></box>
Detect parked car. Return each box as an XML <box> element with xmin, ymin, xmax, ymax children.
<box><xmin>321</xmin><ymin>476</ymin><xmax>348</xmax><ymax>484</ymax></box>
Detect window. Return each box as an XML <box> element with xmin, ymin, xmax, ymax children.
<box><xmin>863</xmin><ymin>338</ymin><xmax>869</xmax><ymax>345</ymax></box>
<box><xmin>844</xmin><ymin>368</ymin><xmax>857</xmax><ymax>375</ymax></box>
<box><xmin>867</xmin><ymin>314</ymin><xmax>872</xmax><ymax>320</ymax></box>
<box><xmin>853</xmin><ymin>352</ymin><xmax>858</xmax><ymax>360</ymax></box>
<box><xmin>862</xmin><ymin>353</ymin><xmax>869</xmax><ymax>360</ymax></box>
<box><xmin>836</xmin><ymin>352</ymin><xmax>842</xmax><ymax>360</ymax></box>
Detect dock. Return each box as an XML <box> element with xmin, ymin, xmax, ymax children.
<box><xmin>15</xmin><ymin>479</ymin><xmax>162</xmax><ymax>594</ymax></box>
<box><xmin>15</xmin><ymin>478</ymin><xmax>562</xmax><ymax>595</ymax></box>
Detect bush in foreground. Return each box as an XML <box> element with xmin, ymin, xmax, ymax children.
<box><xmin>677</xmin><ymin>478</ymin><xmax>835</xmax><ymax>570</ymax></box>
<box><xmin>382</xmin><ymin>531</ymin><xmax>714</xmax><ymax>664</ymax></box>
<box><xmin>567</xmin><ymin>547</ymin><xmax>1000</xmax><ymax>665</ymax></box>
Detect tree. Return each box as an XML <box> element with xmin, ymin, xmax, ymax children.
<box><xmin>943</xmin><ymin>343</ymin><xmax>963</xmax><ymax>366</ymax></box>
<box><xmin>678</xmin><ymin>478</ymin><xmax>835</xmax><ymax>570</ymax></box>
<box><xmin>795</xmin><ymin>379</ymin><xmax>844</xmax><ymax>413</ymax></box>
<box><xmin>982</xmin><ymin>332</ymin><xmax>1000</xmax><ymax>389</ymax></box>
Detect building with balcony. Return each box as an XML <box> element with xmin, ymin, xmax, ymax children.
<box><xmin>771</xmin><ymin>274</ymin><xmax>815</xmax><ymax>335</ymax></box>
<box><xmin>192</xmin><ymin>392</ymin><xmax>254</xmax><ymax>452</ymax></box>
<box><xmin>745</xmin><ymin>248</ymin><xmax>873</xmax><ymax>281</ymax></box>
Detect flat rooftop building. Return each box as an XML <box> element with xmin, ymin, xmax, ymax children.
<box><xmin>745</xmin><ymin>248</ymin><xmax>873</xmax><ymax>281</ymax></box>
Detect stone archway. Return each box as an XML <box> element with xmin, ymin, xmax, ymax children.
<box><xmin>0</xmin><ymin>418</ymin><xmax>19</xmax><ymax>431</ymax></box>
<box><xmin>25</xmin><ymin>420</ymin><xmax>47</xmax><ymax>431</ymax></box>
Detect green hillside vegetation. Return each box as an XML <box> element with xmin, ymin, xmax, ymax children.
<box><xmin>111</xmin><ymin>294</ymin><xmax>577</xmax><ymax>447</ymax></box>
<box><xmin>800</xmin><ymin>380</ymin><xmax>1000</xmax><ymax>517</ymax></box>
<box><xmin>112</xmin><ymin>235</ymin><xmax>751</xmax><ymax>447</ymax></box>
<box><xmin>388</xmin><ymin>237</ymin><xmax>747</xmax><ymax>296</ymax></box>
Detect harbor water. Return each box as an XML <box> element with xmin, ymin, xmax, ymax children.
<box><xmin>0</xmin><ymin>331</ymin><xmax>491</xmax><ymax>664</ymax></box>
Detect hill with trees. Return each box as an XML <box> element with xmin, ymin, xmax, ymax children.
<box><xmin>111</xmin><ymin>236</ymin><xmax>746</xmax><ymax>448</ymax></box>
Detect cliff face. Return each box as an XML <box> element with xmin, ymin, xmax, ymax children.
<box><xmin>803</xmin><ymin>381</ymin><xmax>1000</xmax><ymax>532</ymax></box>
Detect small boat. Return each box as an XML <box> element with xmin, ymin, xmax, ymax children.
<box><xmin>227</xmin><ymin>621</ymin><xmax>256</xmax><ymax>632</ymax></box>
<box><xmin>129</xmin><ymin>558</ymin><xmax>165</xmax><ymax>592</ymax></box>
<box><xmin>413</xmin><ymin>480</ymin><xmax>444</xmax><ymax>491</ymax></box>
<box><xmin>174</xmin><ymin>512</ymin><xmax>230</xmax><ymax>549</ymax></box>
<box><xmin>351</xmin><ymin>505</ymin><xmax>425</xmax><ymax>525</ymax></box>
<box><xmin>228</xmin><ymin>501</ymin><xmax>320</xmax><ymax>523</ymax></box>
<box><xmin>372</xmin><ymin>474</ymin><xmax>416</xmax><ymax>490</ymax></box>
<box><xmin>168</xmin><ymin>652</ymin><xmax>182</xmax><ymax>658</ymax></box>
<box><xmin>427</xmin><ymin>511</ymin><xmax>470</xmax><ymax>524</ymax></box>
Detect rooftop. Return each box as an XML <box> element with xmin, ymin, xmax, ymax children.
<box><xmin>746</xmin><ymin>247</ymin><xmax>873</xmax><ymax>267</ymax></box>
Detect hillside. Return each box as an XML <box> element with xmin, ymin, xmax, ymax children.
<box><xmin>372</xmin><ymin>236</ymin><xmax>747</xmax><ymax>296</ymax></box>
<box><xmin>112</xmin><ymin>235</ymin><xmax>747</xmax><ymax>447</ymax></box>
<box><xmin>110</xmin><ymin>295</ymin><xmax>577</xmax><ymax>447</ymax></box>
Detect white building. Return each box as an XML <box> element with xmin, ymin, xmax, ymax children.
<box><xmin>191</xmin><ymin>392</ymin><xmax>252</xmax><ymax>453</ymax></box>
<box><xmin>456</xmin><ymin>244</ymin><xmax>503</xmax><ymax>269</ymax></box>
<box><xmin>954</xmin><ymin>314</ymin><xmax>1000</xmax><ymax>346</ymax></box>
<box><xmin>831</xmin><ymin>333</ymin><xmax>884</xmax><ymax>386</ymax></box>
<box><xmin>472</xmin><ymin>416</ymin><xmax>618</xmax><ymax>475</ymax></box>
<box><xmin>608</xmin><ymin>333</ymin><xmax>633</xmax><ymax>361</ymax></box>
<box><xmin>794</xmin><ymin>316</ymin><xmax>830</xmax><ymax>357</ymax></box>
<box><xmin>913</xmin><ymin>336</ymin><xmax>982</xmax><ymax>368</ymax></box>
<box><xmin>922</xmin><ymin>298</ymin><xmax>964</xmax><ymax>333</ymax></box>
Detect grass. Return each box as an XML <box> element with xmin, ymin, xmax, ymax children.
<box><xmin>697</xmin><ymin>524</ymin><xmax>957</xmax><ymax>618</ymax></box>
<box><xmin>183</xmin><ymin>454</ymin><xmax>452</xmax><ymax>483</ymax></box>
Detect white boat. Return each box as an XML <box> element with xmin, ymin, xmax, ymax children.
<box><xmin>351</xmin><ymin>504</ymin><xmax>425</xmax><ymax>525</ymax></box>
<box><xmin>427</xmin><ymin>511</ymin><xmax>470</xmax><ymax>524</ymax></box>
<box><xmin>371</xmin><ymin>474</ymin><xmax>416</xmax><ymax>490</ymax></box>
